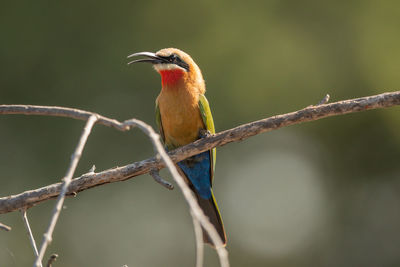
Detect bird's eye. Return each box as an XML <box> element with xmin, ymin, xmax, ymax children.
<box><xmin>166</xmin><ymin>53</ymin><xmax>189</xmax><ymax>71</ymax></box>
<box><xmin>170</xmin><ymin>54</ymin><xmax>181</xmax><ymax>62</ymax></box>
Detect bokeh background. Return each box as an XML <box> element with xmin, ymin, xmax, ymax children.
<box><xmin>1</xmin><ymin>1</ymin><xmax>400</xmax><ymax>266</ymax></box>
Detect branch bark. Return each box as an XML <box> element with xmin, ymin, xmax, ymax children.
<box><xmin>0</xmin><ymin>91</ymin><xmax>399</xmax><ymax>215</ymax></box>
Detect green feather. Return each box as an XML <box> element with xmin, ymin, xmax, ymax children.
<box><xmin>198</xmin><ymin>94</ymin><xmax>216</xmax><ymax>183</ymax></box>
<box><xmin>155</xmin><ymin>100</ymin><xmax>165</xmax><ymax>142</ymax></box>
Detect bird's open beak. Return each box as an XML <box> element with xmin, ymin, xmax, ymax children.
<box><xmin>127</xmin><ymin>52</ymin><xmax>168</xmax><ymax>65</ymax></box>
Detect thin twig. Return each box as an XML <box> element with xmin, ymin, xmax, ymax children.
<box><xmin>192</xmin><ymin>212</ymin><xmax>204</xmax><ymax>267</ymax></box>
<box><xmin>21</xmin><ymin>209</ymin><xmax>41</xmax><ymax>266</ymax></box>
<box><xmin>149</xmin><ymin>169</ymin><xmax>174</xmax><ymax>190</ymax></box>
<box><xmin>1</xmin><ymin>91</ymin><xmax>399</xmax><ymax>214</ymax></box>
<box><xmin>33</xmin><ymin>115</ymin><xmax>98</xmax><ymax>267</ymax></box>
<box><xmin>46</xmin><ymin>254</ymin><xmax>58</xmax><ymax>267</ymax></box>
<box><xmin>0</xmin><ymin>222</ymin><xmax>11</xmax><ymax>231</ymax></box>
<box><xmin>122</xmin><ymin>119</ymin><xmax>229</xmax><ymax>267</ymax></box>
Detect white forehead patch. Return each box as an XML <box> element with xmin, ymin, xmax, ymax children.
<box><xmin>153</xmin><ymin>63</ymin><xmax>186</xmax><ymax>72</ymax></box>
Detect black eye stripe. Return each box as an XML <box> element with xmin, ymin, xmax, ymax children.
<box><xmin>169</xmin><ymin>54</ymin><xmax>181</xmax><ymax>62</ymax></box>
<box><xmin>158</xmin><ymin>53</ymin><xmax>190</xmax><ymax>71</ymax></box>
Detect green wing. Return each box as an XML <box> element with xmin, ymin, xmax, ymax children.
<box><xmin>198</xmin><ymin>94</ymin><xmax>216</xmax><ymax>183</ymax></box>
<box><xmin>155</xmin><ymin>100</ymin><xmax>165</xmax><ymax>143</ymax></box>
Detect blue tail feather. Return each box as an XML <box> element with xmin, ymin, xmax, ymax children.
<box><xmin>177</xmin><ymin>151</ymin><xmax>211</xmax><ymax>199</ymax></box>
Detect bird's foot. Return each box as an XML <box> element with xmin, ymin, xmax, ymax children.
<box><xmin>199</xmin><ymin>129</ymin><xmax>212</xmax><ymax>139</ymax></box>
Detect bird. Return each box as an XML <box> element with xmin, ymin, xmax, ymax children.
<box><xmin>127</xmin><ymin>48</ymin><xmax>226</xmax><ymax>246</ymax></box>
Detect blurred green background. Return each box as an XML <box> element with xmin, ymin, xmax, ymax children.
<box><xmin>1</xmin><ymin>1</ymin><xmax>400</xmax><ymax>266</ymax></box>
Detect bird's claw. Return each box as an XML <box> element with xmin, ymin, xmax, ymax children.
<box><xmin>199</xmin><ymin>129</ymin><xmax>212</xmax><ymax>138</ymax></box>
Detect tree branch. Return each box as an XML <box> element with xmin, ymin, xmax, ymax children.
<box><xmin>0</xmin><ymin>90</ymin><xmax>399</xmax><ymax>215</ymax></box>
<box><xmin>0</xmin><ymin>105</ymin><xmax>127</xmax><ymax>130</ymax></box>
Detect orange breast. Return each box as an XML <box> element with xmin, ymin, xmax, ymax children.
<box><xmin>157</xmin><ymin>88</ymin><xmax>204</xmax><ymax>148</ymax></box>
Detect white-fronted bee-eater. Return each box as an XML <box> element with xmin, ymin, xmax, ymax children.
<box><xmin>128</xmin><ymin>48</ymin><xmax>226</xmax><ymax>246</ymax></box>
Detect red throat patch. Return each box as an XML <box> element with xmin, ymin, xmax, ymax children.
<box><xmin>159</xmin><ymin>69</ymin><xmax>184</xmax><ymax>87</ymax></box>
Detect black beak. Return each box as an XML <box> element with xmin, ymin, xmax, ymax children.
<box><xmin>127</xmin><ymin>52</ymin><xmax>168</xmax><ymax>65</ymax></box>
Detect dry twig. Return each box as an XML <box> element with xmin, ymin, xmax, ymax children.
<box><xmin>21</xmin><ymin>209</ymin><xmax>41</xmax><ymax>266</ymax></box>
<box><xmin>149</xmin><ymin>169</ymin><xmax>174</xmax><ymax>190</ymax></box>
<box><xmin>0</xmin><ymin>221</ymin><xmax>11</xmax><ymax>231</ymax></box>
<box><xmin>192</xmin><ymin>212</ymin><xmax>204</xmax><ymax>267</ymax></box>
<box><xmin>34</xmin><ymin>115</ymin><xmax>98</xmax><ymax>267</ymax></box>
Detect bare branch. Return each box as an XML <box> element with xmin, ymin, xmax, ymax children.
<box><xmin>1</xmin><ymin>91</ymin><xmax>399</xmax><ymax>215</ymax></box>
<box><xmin>0</xmin><ymin>105</ymin><xmax>126</xmax><ymax>130</ymax></box>
<box><xmin>21</xmin><ymin>209</ymin><xmax>41</xmax><ymax>266</ymax></box>
<box><xmin>34</xmin><ymin>115</ymin><xmax>98</xmax><ymax>267</ymax></box>
<box><xmin>0</xmin><ymin>222</ymin><xmax>11</xmax><ymax>231</ymax></box>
